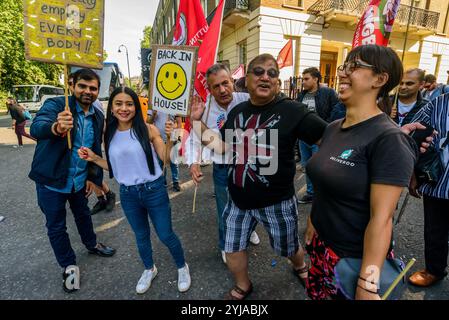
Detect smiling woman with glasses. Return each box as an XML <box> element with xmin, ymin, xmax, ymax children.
<box><xmin>304</xmin><ymin>44</ymin><xmax>419</xmax><ymax>300</ymax></box>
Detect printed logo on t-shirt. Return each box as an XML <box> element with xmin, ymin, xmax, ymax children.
<box><xmin>339</xmin><ymin>149</ymin><xmax>353</xmax><ymax>160</ymax></box>
<box><xmin>330</xmin><ymin>149</ymin><xmax>356</xmax><ymax>167</ymax></box>
<box><xmin>217</xmin><ymin>113</ymin><xmax>226</xmax><ymax>130</ymax></box>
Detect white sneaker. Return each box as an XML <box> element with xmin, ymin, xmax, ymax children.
<box><xmin>12</xmin><ymin>145</ymin><xmax>18</xmax><ymax>149</ymax></box>
<box><xmin>249</xmin><ymin>231</ymin><xmax>260</xmax><ymax>245</ymax></box>
<box><xmin>221</xmin><ymin>250</ymin><xmax>227</xmax><ymax>264</ymax></box>
<box><xmin>177</xmin><ymin>263</ymin><xmax>191</xmax><ymax>292</ymax></box>
<box><xmin>136</xmin><ymin>266</ymin><xmax>158</xmax><ymax>294</ymax></box>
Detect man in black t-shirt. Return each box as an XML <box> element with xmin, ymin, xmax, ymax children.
<box><xmin>191</xmin><ymin>54</ymin><xmax>327</xmax><ymax>299</ymax></box>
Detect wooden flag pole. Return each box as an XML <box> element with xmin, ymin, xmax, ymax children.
<box><xmin>64</xmin><ymin>64</ymin><xmax>72</xmax><ymax>150</ymax></box>
<box><xmin>382</xmin><ymin>258</ymin><xmax>416</xmax><ymax>300</ymax></box>
<box><xmin>192</xmin><ymin>97</ymin><xmax>212</xmax><ymax>213</ymax></box>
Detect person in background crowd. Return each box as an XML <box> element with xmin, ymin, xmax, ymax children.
<box><xmin>6</xmin><ymin>97</ymin><xmax>36</xmax><ymax>148</ymax></box>
<box><xmin>296</xmin><ymin>67</ymin><xmax>340</xmax><ymax>204</ymax></box>
<box><xmin>29</xmin><ymin>68</ymin><xmax>116</xmax><ymax>293</ymax></box>
<box><xmin>188</xmin><ymin>63</ymin><xmax>260</xmax><ymax>264</ymax></box>
<box><xmin>68</xmin><ymin>72</ymin><xmax>117</xmax><ymax>215</ymax></box>
<box><xmin>421</xmin><ymin>74</ymin><xmax>449</xmax><ymax>101</ymax></box>
<box><xmin>408</xmin><ymin>92</ymin><xmax>449</xmax><ymax>287</ymax></box>
<box><xmin>235</xmin><ymin>76</ymin><xmax>248</xmax><ymax>93</ymax></box>
<box><xmin>305</xmin><ymin>45</ymin><xmax>418</xmax><ymax>300</ymax></box>
<box><xmin>392</xmin><ymin>68</ymin><xmax>428</xmax><ymax>127</ymax></box>
<box><xmin>78</xmin><ymin>87</ymin><xmax>191</xmax><ymax>294</ymax></box>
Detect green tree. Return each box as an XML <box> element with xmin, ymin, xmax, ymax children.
<box><xmin>140</xmin><ymin>25</ymin><xmax>153</xmax><ymax>48</ymax></box>
<box><xmin>0</xmin><ymin>0</ymin><xmax>63</xmax><ymax>105</ymax></box>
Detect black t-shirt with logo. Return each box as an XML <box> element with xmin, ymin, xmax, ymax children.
<box><xmin>220</xmin><ymin>96</ymin><xmax>327</xmax><ymax>209</ymax></box>
<box><xmin>307</xmin><ymin>113</ymin><xmax>418</xmax><ymax>258</ymax></box>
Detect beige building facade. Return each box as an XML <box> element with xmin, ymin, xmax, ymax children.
<box><xmin>151</xmin><ymin>1</ymin><xmax>449</xmax><ymax>87</ymax></box>
<box><xmin>219</xmin><ymin>0</ymin><xmax>449</xmax><ymax>87</ymax></box>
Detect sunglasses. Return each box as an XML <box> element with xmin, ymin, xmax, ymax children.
<box><xmin>337</xmin><ymin>60</ymin><xmax>377</xmax><ymax>75</ymax></box>
<box><xmin>249</xmin><ymin>66</ymin><xmax>279</xmax><ymax>78</ymax></box>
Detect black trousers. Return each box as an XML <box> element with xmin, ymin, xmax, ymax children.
<box><xmin>424</xmin><ymin>195</ymin><xmax>449</xmax><ymax>278</ymax></box>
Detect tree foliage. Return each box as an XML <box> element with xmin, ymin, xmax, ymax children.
<box><xmin>0</xmin><ymin>0</ymin><xmax>63</xmax><ymax>102</ymax></box>
<box><xmin>140</xmin><ymin>25</ymin><xmax>153</xmax><ymax>48</ymax></box>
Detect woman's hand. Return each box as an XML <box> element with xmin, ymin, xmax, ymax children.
<box><xmin>355</xmin><ymin>286</ymin><xmax>381</xmax><ymax>300</ymax></box>
<box><xmin>304</xmin><ymin>216</ymin><xmax>316</xmax><ymax>246</ymax></box>
<box><xmin>78</xmin><ymin>146</ymin><xmax>98</xmax><ymax>162</ymax></box>
<box><xmin>85</xmin><ymin>180</ymin><xmax>95</xmax><ymax>198</ymax></box>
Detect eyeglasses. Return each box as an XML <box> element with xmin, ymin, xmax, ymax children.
<box><xmin>249</xmin><ymin>67</ymin><xmax>280</xmax><ymax>78</ymax></box>
<box><xmin>337</xmin><ymin>61</ymin><xmax>377</xmax><ymax>75</ymax></box>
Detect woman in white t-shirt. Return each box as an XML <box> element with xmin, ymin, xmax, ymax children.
<box><xmin>78</xmin><ymin>87</ymin><xmax>191</xmax><ymax>295</ymax></box>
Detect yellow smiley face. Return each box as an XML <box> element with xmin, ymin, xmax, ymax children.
<box><xmin>156</xmin><ymin>63</ymin><xmax>187</xmax><ymax>100</ymax></box>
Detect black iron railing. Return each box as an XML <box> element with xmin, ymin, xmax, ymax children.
<box><xmin>309</xmin><ymin>0</ymin><xmax>440</xmax><ymax>30</ymax></box>
<box><xmin>224</xmin><ymin>0</ymin><xmax>249</xmax><ymax>17</ymax></box>
<box><xmin>308</xmin><ymin>0</ymin><xmax>359</xmax><ymax>15</ymax></box>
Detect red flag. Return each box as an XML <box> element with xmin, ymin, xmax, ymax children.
<box><xmin>172</xmin><ymin>0</ymin><xmax>208</xmax><ymax>47</ymax></box>
<box><xmin>277</xmin><ymin>39</ymin><xmax>293</xmax><ymax>69</ymax></box>
<box><xmin>231</xmin><ymin>64</ymin><xmax>245</xmax><ymax>79</ymax></box>
<box><xmin>195</xmin><ymin>0</ymin><xmax>226</xmax><ymax>101</ymax></box>
<box><xmin>352</xmin><ymin>0</ymin><xmax>401</xmax><ymax>48</ymax></box>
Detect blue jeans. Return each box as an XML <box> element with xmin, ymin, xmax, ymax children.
<box><xmin>213</xmin><ymin>163</ymin><xmax>228</xmax><ymax>250</ymax></box>
<box><xmin>299</xmin><ymin>141</ymin><xmax>319</xmax><ymax>196</ymax></box>
<box><xmin>36</xmin><ymin>183</ymin><xmax>97</xmax><ymax>268</ymax></box>
<box><xmin>119</xmin><ymin>176</ymin><xmax>185</xmax><ymax>269</ymax></box>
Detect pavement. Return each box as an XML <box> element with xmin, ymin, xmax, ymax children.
<box><xmin>0</xmin><ymin>134</ymin><xmax>448</xmax><ymax>301</ymax></box>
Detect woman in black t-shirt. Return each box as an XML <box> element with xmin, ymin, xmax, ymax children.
<box><xmin>304</xmin><ymin>45</ymin><xmax>418</xmax><ymax>300</ymax></box>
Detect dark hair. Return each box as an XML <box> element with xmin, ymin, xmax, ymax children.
<box><xmin>424</xmin><ymin>74</ymin><xmax>436</xmax><ymax>83</ymax></box>
<box><xmin>405</xmin><ymin>68</ymin><xmax>425</xmax><ymax>82</ymax></box>
<box><xmin>104</xmin><ymin>87</ymin><xmax>155</xmax><ymax>176</ymax></box>
<box><xmin>302</xmin><ymin>67</ymin><xmax>322</xmax><ymax>83</ymax></box>
<box><xmin>346</xmin><ymin>45</ymin><xmax>403</xmax><ymax>115</ymax></box>
<box><xmin>72</xmin><ymin>68</ymin><xmax>101</xmax><ymax>88</ymax></box>
<box><xmin>247</xmin><ymin>54</ymin><xmax>279</xmax><ymax>74</ymax></box>
<box><xmin>206</xmin><ymin>63</ymin><xmax>231</xmax><ymax>79</ymax></box>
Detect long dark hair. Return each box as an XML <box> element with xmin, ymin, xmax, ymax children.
<box><xmin>346</xmin><ymin>45</ymin><xmax>403</xmax><ymax>115</ymax></box>
<box><xmin>104</xmin><ymin>87</ymin><xmax>155</xmax><ymax>175</ymax></box>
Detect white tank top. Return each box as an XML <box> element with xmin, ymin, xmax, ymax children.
<box><xmin>109</xmin><ymin>129</ymin><xmax>162</xmax><ymax>186</ymax></box>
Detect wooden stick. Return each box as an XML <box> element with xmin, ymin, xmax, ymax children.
<box><xmin>192</xmin><ymin>98</ymin><xmax>212</xmax><ymax>214</ymax></box>
<box><xmin>63</xmin><ymin>64</ymin><xmax>72</xmax><ymax>150</ymax></box>
<box><xmin>382</xmin><ymin>258</ymin><xmax>416</xmax><ymax>300</ymax></box>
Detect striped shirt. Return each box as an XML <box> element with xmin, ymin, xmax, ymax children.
<box><xmin>411</xmin><ymin>93</ymin><xmax>449</xmax><ymax>200</ymax></box>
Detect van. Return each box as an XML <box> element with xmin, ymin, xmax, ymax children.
<box><xmin>12</xmin><ymin>85</ymin><xmax>65</xmax><ymax>112</ymax></box>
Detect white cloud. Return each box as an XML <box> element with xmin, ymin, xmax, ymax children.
<box><xmin>104</xmin><ymin>0</ymin><xmax>160</xmax><ymax>78</ymax></box>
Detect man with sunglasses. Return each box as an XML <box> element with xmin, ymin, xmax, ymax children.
<box><xmin>296</xmin><ymin>67</ymin><xmax>340</xmax><ymax>204</ymax></box>
<box><xmin>191</xmin><ymin>54</ymin><xmax>328</xmax><ymax>299</ymax></box>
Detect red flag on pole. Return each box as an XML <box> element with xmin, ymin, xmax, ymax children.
<box><xmin>172</xmin><ymin>0</ymin><xmax>208</xmax><ymax>47</ymax></box>
<box><xmin>277</xmin><ymin>39</ymin><xmax>293</xmax><ymax>69</ymax></box>
<box><xmin>195</xmin><ymin>0</ymin><xmax>226</xmax><ymax>101</ymax></box>
<box><xmin>352</xmin><ymin>0</ymin><xmax>401</xmax><ymax>48</ymax></box>
<box><xmin>231</xmin><ymin>64</ymin><xmax>245</xmax><ymax>79</ymax></box>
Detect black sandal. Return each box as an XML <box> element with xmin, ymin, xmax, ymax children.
<box><xmin>224</xmin><ymin>282</ymin><xmax>253</xmax><ymax>300</ymax></box>
<box><xmin>293</xmin><ymin>264</ymin><xmax>309</xmax><ymax>288</ymax></box>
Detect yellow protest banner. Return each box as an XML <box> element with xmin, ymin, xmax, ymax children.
<box><xmin>24</xmin><ymin>0</ymin><xmax>104</xmax><ymax>69</ymax></box>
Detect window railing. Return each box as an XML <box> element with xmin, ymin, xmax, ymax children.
<box><xmin>224</xmin><ymin>0</ymin><xmax>249</xmax><ymax>17</ymax></box>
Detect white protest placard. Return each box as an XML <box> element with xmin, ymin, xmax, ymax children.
<box><xmin>149</xmin><ymin>45</ymin><xmax>198</xmax><ymax>117</ymax></box>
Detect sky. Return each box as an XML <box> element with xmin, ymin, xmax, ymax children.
<box><xmin>104</xmin><ymin>0</ymin><xmax>160</xmax><ymax>78</ymax></box>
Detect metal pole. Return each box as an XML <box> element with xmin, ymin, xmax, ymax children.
<box><xmin>126</xmin><ymin>47</ymin><xmax>132</xmax><ymax>87</ymax></box>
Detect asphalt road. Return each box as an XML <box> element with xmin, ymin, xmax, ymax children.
<box><xmin>0</xmin><ymin>144</ymin><xmax>448</xmax><ymax>300</ymax></box>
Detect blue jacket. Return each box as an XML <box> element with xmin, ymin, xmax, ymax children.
<box><xmin>393</xmin><ymin>92</ymin><xmax>428</xmax><ymax>126</ymax></box>
<box><xmin>422</xmin><ymin>84</ymin><xmax>449</xmax><ymax>101</ymax></box>
<box><xmin>297</xmin><ymin>86</ymin><xmax>340</xmax><ymax>122</ymax></box>
<box><xmin>29</xmin><ymin>96</ymin><xmax>104</xmax><ymax>189</ymax></box>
